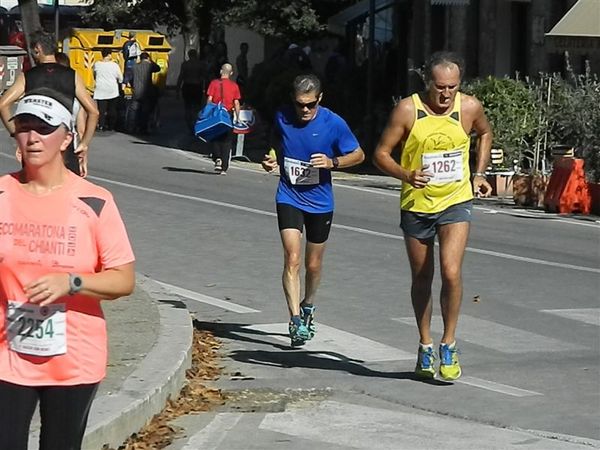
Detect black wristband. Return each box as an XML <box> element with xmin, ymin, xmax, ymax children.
<box><xmin>332</xmin><ymin>157</ymin><xmax>339</xmax><ymax>169</ymax></box>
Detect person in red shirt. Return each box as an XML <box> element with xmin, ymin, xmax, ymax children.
<box><xmin>0</xmin><ymin>90</ymin><xmax>135</xmax><ymax>450</ymax></box>
<box><xmin>206</xmin><ymin>63</ymin><xmax>241</xmax><ymax>175</ymax></box>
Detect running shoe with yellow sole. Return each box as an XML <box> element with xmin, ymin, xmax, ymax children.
<box><xmin>414</xmin><ymin>345</ymin><xmax>436</xmax><ymax>379</ymax></box>
<box><xmin>439</xmin><ymin>343</ymin><xmax>462</xmax><ymax>381</ymax></box>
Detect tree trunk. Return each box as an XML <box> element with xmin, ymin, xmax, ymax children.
<box><xmin>18</xmin><ymin>0</ymin><xmax>42</xmax><ymax>66</ymax></box>
<box><xmin>478</xmin><ymin>0</ymin><xmax>496</xmax><ymax>76</ymax></box>
<box><xmin>182</xmin><ymin>0</ymin><xmax>199</xmax><ymax>53</ymax></box>
<box><xmin>18</xmin><ymin>0</ymin><xmax>42</xmax><ymax>42</ymax></box>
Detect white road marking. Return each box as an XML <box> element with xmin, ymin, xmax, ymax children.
<box><xmin>181</xmin><ymin>413</ymin><xmax>242</xmax><ymax>450</ymax></box>
<box><xmin>155</xmin><ymin>280</ymin><xmax>260</xmax><ymax>314</ymax></box>
<box><xmin>455</xmin><ymin>376</ymin><xmax>543</xmax><ymax>397</ymax></box>
<box><xmin>541</xmin><ymin>308</ymin><xmax>600</xmax><ymax>326</ymax></box>
<box><xmin>245</xmin><ymin>323</ymin><xmax>414</xmax><ymax>362</ymax></box>
<box><xmin>474</xmin><ymin>206</ymin><xmax>600</xmax><ymax>228</ymax></box>
<box><xmin>335</xmin><ymin>182</ymin><xmax>401</xmax><ymax>196</ymax></box>
<box><xmin>91</xmin><ymin>176</ymin><xmax>600</xmax><ymax>274</ymax></box>
<box><xmin>392</xmin><ymin>315</ymin><xmax>580</xmax><ymax>353</ymax></box>
<box><xmin>259</xmin><ymin>401</ymin><xmax>585</xmax><ymax>449</ymax></box>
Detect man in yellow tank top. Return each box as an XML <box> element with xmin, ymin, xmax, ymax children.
<box><xmin>374</xmin><ymin>51</ymin><xmax>492</xmax><ymax>381</ymax></box>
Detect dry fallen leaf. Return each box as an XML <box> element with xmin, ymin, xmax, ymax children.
<box><xmin>105</xmin><ymin>328</ymin><xmax>226</xmax><ymax>450</ymax></box>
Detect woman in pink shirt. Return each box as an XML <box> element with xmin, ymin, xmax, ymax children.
<box><xmin>0</xmin><ymin>89</ymin><xmax>135</xmax><ymax>450</ymax></box>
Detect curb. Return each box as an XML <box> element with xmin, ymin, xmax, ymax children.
<box><xmin>82</xmin><ymin>275</ymin><xmax>193</xmax><ymax>450</ymax></box>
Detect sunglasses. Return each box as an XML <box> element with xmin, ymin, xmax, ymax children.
<box><xmin>294</xmin><ymin>99</ymin><xmax>319</xmax><ymax>110</ymax></box>
<box><xmin>15</xmin><ymin>122</ymin><xmax>60</xmax><ymax>136</ymax></box>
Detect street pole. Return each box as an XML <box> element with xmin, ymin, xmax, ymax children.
<box><xmin>54</xmin><ymin>0</ymin><xmax>59</xmax><ymax>42</ymax></box>
<box><xmin>366</xmin><ymin>0</ymin><xmax>375</xmax><ymax>156</ymax></box>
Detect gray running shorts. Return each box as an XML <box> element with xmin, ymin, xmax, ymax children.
<box><xmin>400</xmin><ymin>200</ymin><xmax>473</xmax><ymax>240</ymax></box>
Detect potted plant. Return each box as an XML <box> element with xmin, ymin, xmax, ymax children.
<box><xmin>463</xmin><ymin>76</ymin><xmax>545</xmax><ymax>205</ymax></box>
<box><xmin>544</xmin><ymin>61</ymin><xmax>600</xmax><ymax>214</ymax></box>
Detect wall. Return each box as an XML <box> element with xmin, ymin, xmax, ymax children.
<box><xmin>224</xmin><ymin>26</ymin><xmax>264</xmax><ymax>80</ymax></box>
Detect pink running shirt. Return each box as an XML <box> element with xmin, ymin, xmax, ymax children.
<box><xmin>0</xmin><ymin>171</ymin><xmax>135</xmax><ymax>386</ymax></box>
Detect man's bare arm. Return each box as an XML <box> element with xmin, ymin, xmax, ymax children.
<box><xmin>468</xmin><ymin>97</ymin><xmax>493</xmax><ymax>174</ymax></box>
<box><xmin>373</xmin><ymin>99</ymin><xmax>413</xmax><ymax>182</ymax></box>
<box><xmin>233</xmin><ymin>98</ymin><xmax>241</xmax><ymax>122</ymax></box>
<box><xmin>0</xmin><ymin>74</ymin><xmax>25</xmax><ymax>135</ymax></box>
<box><xmin>465</xmin><ymin>95</ymin><xmax>493</xmax><ymax>197</ymax></box>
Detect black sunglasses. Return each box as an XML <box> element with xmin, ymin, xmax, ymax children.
<box><xmin>294</xmin><ymin>99</ymin><xmax>319</xmax><ymax>110</ymax></box>
<box><xmin>14</xmin><ymin>120</ymin><xmax>61</xmax><ymax>136</ymax></box>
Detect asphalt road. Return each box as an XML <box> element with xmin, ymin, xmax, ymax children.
<box><xmin>1</xmin><ymin>115</ymin><xmax>598</xmax><ymax>449</ymax></box>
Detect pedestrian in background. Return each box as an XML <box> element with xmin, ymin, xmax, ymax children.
<box><xmin>122</xmin><ymin>31</ymin><xmax>141</xmax><ymax>88</ymax></box>
<box><xmin>131</xmin><ymin>52</ymin><xmax>160</xmax><ymax>134</ymax></box>
<box><xmin>206</xmin><ymin>63</ymin><xmax>241</xmax><ymax>175</ymax></box>
<box><xmin>236</xmin><ymin>42</ymin><xmax>249</xmax><ymax>88</ymax></box>
<box><xmin>0</xmin><ymin>90</ymin><xmax>135</xmax><ymax>450</ymax></box>
<box><xmin>93</xmin><ymin>48</ymin><xmax>123</xmax><ymax>131</ymax></box>
<box><xmin>0</xmin><ymin>31</ymin><xmax>99</xmax><ymax>175</ymax></box>
<box><xmin>177</xmin><ymin>49</ymin><xmax>207</xmax><ymax>134</ymax></box>
<box><xmin>373</xmin><ymin>51</ymin><xmax>492</xmax><ymax>381</ymax></box>
<box><xmin>261</xmin><ymin>74</ymin><xmax>364</xmax><ymax>346</ymax></box>
<box><xmin>55</xmin><ymin>53</ymin><xmax>88</xmax><ymax>177</ymax></box>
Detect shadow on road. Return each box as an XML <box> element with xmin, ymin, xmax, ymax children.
<box><xmin>196</xmin><ymin>320</ymin><xmax>453</xmax><ymax>386</ymax></box>
<box><xmin>162</xmin><ymin>166</ymin><xmax>218</xmax><ymax>175</ymax></box>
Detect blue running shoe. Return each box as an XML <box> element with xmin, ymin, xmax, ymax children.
<box><xmin>300</xmin><ymin>303</ymin><xmax>316</xmax><ymax>339</ymax></box>
<box><xmin>439</xmin><ymin>342</ymin><xmax>462</xmax><ymax>381</ymax></box>
<box><xmin>289</xmin><ymin>317</ymin><xmax>309</xmax><ymax>347</ymax></box>
<box><xmin>415</xmin><ymin>345</ymin><xmax>436</xmax><ymax>379</ymax></box>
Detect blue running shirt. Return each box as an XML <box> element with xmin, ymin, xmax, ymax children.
<box><xmin>274</xmin><ymin>106</ymin><xmax>360</xmax><ymax>213</ymax></box>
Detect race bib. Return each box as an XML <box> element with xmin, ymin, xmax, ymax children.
<box><xmin>284</xmin><ymin>157</ymin><xmax>319</xmax><ymax>185</ymax></box>
<box><xmin>6</xmin><ymin>301</ymin><xmax>67</xmax><ymax>357</ymax></box>
<box><xmin>422</xmin><ymin>150</ymin><xmax>463</xmax><ymax>184</ymax></box>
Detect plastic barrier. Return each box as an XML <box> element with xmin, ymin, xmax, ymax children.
<box><xmin>544</xmin><ymin>157</ymin><xmax>591</xmax><ymax>214</ymax></box>
<box><xmin>114</xmin><ymin>29</ymin><xmax>171</xmax><ymax>95</ymax></box>
<box><xmin>64</xmin><ymin>28</ymin><xmax>118</xmax><ymax>93</ymax></box>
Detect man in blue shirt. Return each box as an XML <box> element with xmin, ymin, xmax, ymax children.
<box><xmin>262</xmin><ymin>74</ymin><xmax>365</xmax><ymax>346</ymax></box>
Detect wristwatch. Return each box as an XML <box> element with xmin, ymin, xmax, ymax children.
<box><xmin>332</xmin><ymin>157</ymin><xmax>340</xmax><ymax>169</ymax></box>
<box><xmin>68</xmin><ymin>273</ymin><xmax>83</xmax><ymax>295</ymax></box>
<box><xmin>473</xmin><ymin>172</ymin><xmax>486</xmax><ymax>178</ymax></box>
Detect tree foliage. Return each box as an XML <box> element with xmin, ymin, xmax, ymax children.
<box><xmin>80</xmin><ymin>0</ymin><xmax>192</xmax><ymax>34</ymax></box>
<box><xmin>81</xmin><ymin>0</ymin><xmax>351</xmax><ymax>39</ymax></box>
<box><xmin>212</xmin><ymin>0</ymin><xmax>322</xmax><ymax>39</ymax></box>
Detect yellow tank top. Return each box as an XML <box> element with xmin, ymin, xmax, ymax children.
<box><xmin>400</xmin><ymin>93</ymin><xmax>473</xmax><ymax>213</ymax></box>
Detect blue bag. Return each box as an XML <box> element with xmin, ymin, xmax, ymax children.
<box><xmin>194</xmin><ymin>102</ymin><xmax>232</xmax><ymax>142</ymax></box>
<box><xmin>194</xmin><ymin>81</ymin><xmax>233</xmax><ymax>142</ymax></box>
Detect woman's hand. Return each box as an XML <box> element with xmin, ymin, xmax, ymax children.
<box><xmin>25</xmin><ymin>273</ymin><xmax>70</xmax><ymax>306</ymax></box>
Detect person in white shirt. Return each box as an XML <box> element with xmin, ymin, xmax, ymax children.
<box><xmin>93</xmin><ymin>49</ymin><xmax>123</xmax><ymax>131</ymax></box>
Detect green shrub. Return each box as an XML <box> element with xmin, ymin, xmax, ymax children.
<box><xmin>463</xmin><ymin>77</ymin><xmax>541</xmax><ymax>172</ymax></box>
<box><xmin>464</xmin><ymin>68</ymin><xmax>600</xmax><ymax>182</ymax></box>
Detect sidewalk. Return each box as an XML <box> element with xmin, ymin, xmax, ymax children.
<box><xmin>26</xmin><ymin>276</ymin><xmax>193</xmax><ymax>450</ymax></box>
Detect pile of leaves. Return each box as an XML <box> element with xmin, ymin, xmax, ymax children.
<box><xmin>104</xmin><ymin>327</ymin><xmax>226</xmax><ymax>450</ymax></box>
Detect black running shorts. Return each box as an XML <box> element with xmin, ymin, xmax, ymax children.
<box><xmin>276</xmin><ymin>203</ymin><xmax>333</xmax><ymax>244</ymax></box>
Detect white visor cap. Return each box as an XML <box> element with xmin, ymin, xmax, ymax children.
<box><xmin>11</xmin><ymin>94</ymin><xmax>73</xmax><ymax>131</ymax></box>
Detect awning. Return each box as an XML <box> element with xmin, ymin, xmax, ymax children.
<box><xmin>546</xmin><ymin>0</ymin><xmax>600</xmax><ymax>51</ymax></box>
<box><xmin>546</xmin><ymin>0</ymin><xmax>600</xmax><ymax>38</ymax></box>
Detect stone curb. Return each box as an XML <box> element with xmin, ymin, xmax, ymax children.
<box><xmin>82</xmin><ymin>275</ymin><xmax>193</xmax><ymax>450</ymax></box>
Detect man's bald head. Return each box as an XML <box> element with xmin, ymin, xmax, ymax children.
<box><xmin>220</xmin><ymin>63</ymin><xmax>233</xmax><ymax>77</ymax></box>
